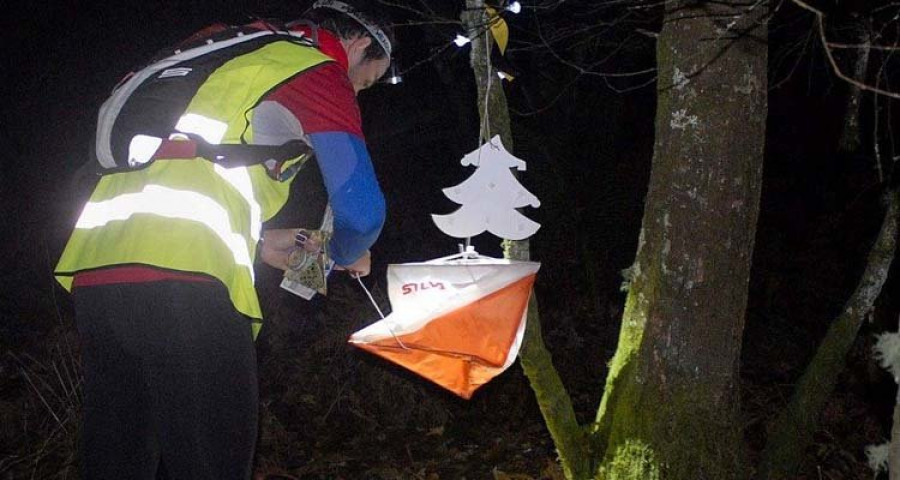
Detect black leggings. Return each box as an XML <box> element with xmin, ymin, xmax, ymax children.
<box><xmin>74</xmin><ymin>281</ymin><xmax>258</xmax><ymax>480</ymax></box>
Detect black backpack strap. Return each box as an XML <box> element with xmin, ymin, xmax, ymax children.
<box><xmin>192</xmin><ymin>136</ymin><xmax>312</xmax><ymax>169</ymax></box>
<box><xmin>97</xmin><ymin>135</ymin><xmax>314</xmax><ymax>181</ymax></box>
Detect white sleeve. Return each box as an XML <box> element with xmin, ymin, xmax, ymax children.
<box><xmin>250</xmin><ymin>100</ymin><xmax>310</xmax><ymax>146</ymax></box>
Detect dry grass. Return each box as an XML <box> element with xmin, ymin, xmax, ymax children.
<box><xmin>1</xmin><ymin>326</ymin><xmax>81</xmax><ymax>479</ymax></box>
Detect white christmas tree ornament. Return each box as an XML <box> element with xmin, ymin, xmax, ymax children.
<box><xmin>432</xmin><ymin>135</ymin><xmax>540</xmax><ymax>241</ymax></box>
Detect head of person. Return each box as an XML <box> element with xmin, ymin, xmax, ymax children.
<box><xmin>306</xmin><ymin>0</ymin><xmax>395</xmax><ymax>93</ymax></box>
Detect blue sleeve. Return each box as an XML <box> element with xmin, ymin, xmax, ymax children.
<box><xmin>308</xmin><ymin>131</ymin><xmax>385</xmax><ymax>266</ymax></box>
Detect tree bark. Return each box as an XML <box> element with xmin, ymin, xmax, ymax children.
<box><xmin>758</xmin><ymin>189</ymin><xmax>899</xmax><ymax>479</ymax></box>
<box><xmin>591</xmin><ymin>2</ymin><xmax>767</xmax><ymax>478</ymax></box>
<box><xmin>463</xmin><ymin>2</ymin><xmax>590</xmax><ymax>478</ymax></box>
<box><xmin>838</xmin><ymin>20</ymin><xmax>871</xmax><ymax>153</ymax></box>
<box><xmin>891</xmin><ymin>380</ymin><xmax>900</xmax><ymax>480</ymax></box>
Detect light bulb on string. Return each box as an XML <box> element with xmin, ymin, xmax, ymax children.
<box><xmin>454</xmin><ymin>34</ymin><xmax>472</xmax><ymax>47</ymax></box>
<box><xmin>506</xmin><ymin>1</ymin><xmax>521</xmax><ymax>14</ymax></box>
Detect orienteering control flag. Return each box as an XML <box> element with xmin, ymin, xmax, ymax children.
<box><xmin>349</xmin><ymin>257</ymin><xmax>540</xmax><ymax>399</ymax></box>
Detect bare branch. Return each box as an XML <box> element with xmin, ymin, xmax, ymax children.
<box><xmin>827</xmin><ymin>42</ymin><xmax>900</xmax><ymax>52</ymax></box>
<box><xmin>509</xmin><ymin>65</ymin><xmax>583</xmax><ymax>116</ymax></box>
<box><xmin>871</xmin><ymin>3</ymin><xmax>900</xmax><ymax>15</ymax></box>
<box><xmin>532</xmin><ymin>6</ymin><xmax>655</xmax><ymax>80</ymax></box>
<box><xmin>376</xmin><ymin>0</ymin><xmax>441</xmax><ymax>19</ymax></box>
<box><xmin>791</xmin><ymin>0</ymin><xmax>900</xmax><ymax>99</ymax></box>
<box><xmin>770</xmin><ymin>18</ymin><xmax>815</xmax><ymax>90</ymax></box>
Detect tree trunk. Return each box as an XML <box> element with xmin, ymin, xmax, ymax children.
<box><xmin>463</xmin><ymin>2</ymin><xmax>591</xmax><ymax>478</ymax></box>
<box><xmin>591</xmin><ymin>2</ymin><xmax>767</xmax><ymax>478</ymax></box>
<box><xmin>891</xmin><ymin>381</ymin><xmax>900</xmax><ymax>480</ymax></box>
<box><xmin>838</xmin><ymin>20</ymin><xmax>871</xmax><ymax>153</ymax></box>
<box><xmin>758</xmin><ymin>189</ymin><xmax>899</xmax><ymax>479</ymax></box>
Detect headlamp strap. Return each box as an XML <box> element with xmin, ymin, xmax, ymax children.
<box><xmin>311</xmin><ymin>0</ymin><xmax>392</xmax><ymax>57</ymax></box>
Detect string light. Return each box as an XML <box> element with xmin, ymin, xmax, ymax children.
<box><xmin>454</xmin><ymin>34</ymin><xmax>472</xmax><ymax>47</ymax></box>
<box><xmin>393</xmin><ymin>10</ymin><xmax>503</xmax><ymax>79</ymax></box>
<box><xmin>506</xmin><ymin>1</ymin><xmax>521</xmax><ymax>14</ymax></box>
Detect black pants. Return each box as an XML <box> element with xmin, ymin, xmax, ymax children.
<box><xmin>74</xmin><ymin>281</ymin><xmax>258</xmax><ymax>480</ymax></box>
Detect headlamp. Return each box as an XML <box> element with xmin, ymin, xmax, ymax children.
<box><xmin>311</xmin><ymin>0</ymin><xmax>392</xmax><ymax>57</ymax></box>
<box><xmin>381</xmin><ymin>62</ymin><xmax>402</xmax><ymax>85</ymax></box>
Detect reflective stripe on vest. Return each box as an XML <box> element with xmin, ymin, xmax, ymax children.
<box><xmin>75</xmin><ymin>184</ymin><xmax>256</xmax><ymax>281</ymax></box>
<box><xmin>174</xmin><ymin>113</ymin><xmax>228</xmax><ymax>144</ymax></box>
<box><xmin>213</xmin><ymin>164</ymin><xmax>261</xmax><ymax>245</ymax></box>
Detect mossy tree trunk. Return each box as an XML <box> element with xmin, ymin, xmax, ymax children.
<box><xmin>758</xmin><ymin>189</ymin><xmax>899</xmax><ymax>479</ymax></box>
<box><xmin>590</xmin><ymin>2</ymin><xmax>768</xmax><ymax>479</ymax></box>
<box><xmin>463</xmin><ymin>2</ymin><xmax>590</xmax><ymax>478</ymax></box>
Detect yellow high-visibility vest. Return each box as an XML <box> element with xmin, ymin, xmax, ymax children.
<box><xmin>56</xmin><ymin>39</ymin><xmax>333</xmax><ymax>337</ymax></box>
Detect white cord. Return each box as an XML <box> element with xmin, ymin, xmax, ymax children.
<box><xmin>355</xmin><ymin>274</ymin><xmax>385</xmax><ymax>319</ymax></box>
<box><xmin>482</xmin><ymin>18</ymin><xmax>493</xmax><ymax>147</ymax></box>
<box><xmin>354</xmin><ymin>274</ymin><xmax>410</xmax><ymax>350</ymax></box>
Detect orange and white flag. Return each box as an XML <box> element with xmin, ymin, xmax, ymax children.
<box><xmin>349</xmin><ymin>257</ymin><xmax>540</xmax><ymax>399</ymax></box>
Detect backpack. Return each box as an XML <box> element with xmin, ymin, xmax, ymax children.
<box><xmin>93</xmin><ymin>20</ymin><xmax>319</xmax><ymax>178</ymax></box>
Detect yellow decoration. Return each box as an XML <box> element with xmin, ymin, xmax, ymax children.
<box><xmin>485</xmin><ymin>6</ymin><xmax>509</xmax><ymax>55</ymax></box>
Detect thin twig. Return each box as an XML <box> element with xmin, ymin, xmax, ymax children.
<box><xmin>791</xmin><ymin>0</ymin><xmax>900</xmax><ymax>99</ymax></box>
<box><xmin>875</xmin><ymin>73</ymin><xmax>884</xmax><ymax>182</ymax></box>
<box><xmin>18</xmin><ymin>367</ymin><xmax>65</xmax><ymax>433</ymax></box>
<box><xmin>827</xmin><ymin>41</ymin><xmax>900</xmax><ymax>52</ymax></box>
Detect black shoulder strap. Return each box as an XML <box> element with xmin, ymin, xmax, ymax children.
<box><xmin>192</xmin><ymin>135</ymin><xmax>312</xmax><ymax>170</ymax></box>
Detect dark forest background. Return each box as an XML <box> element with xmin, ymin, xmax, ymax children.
<box><xmin>1</xmin><ymin>0</ymin><xmax>899</xmax><ymax>478</ymax></box>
